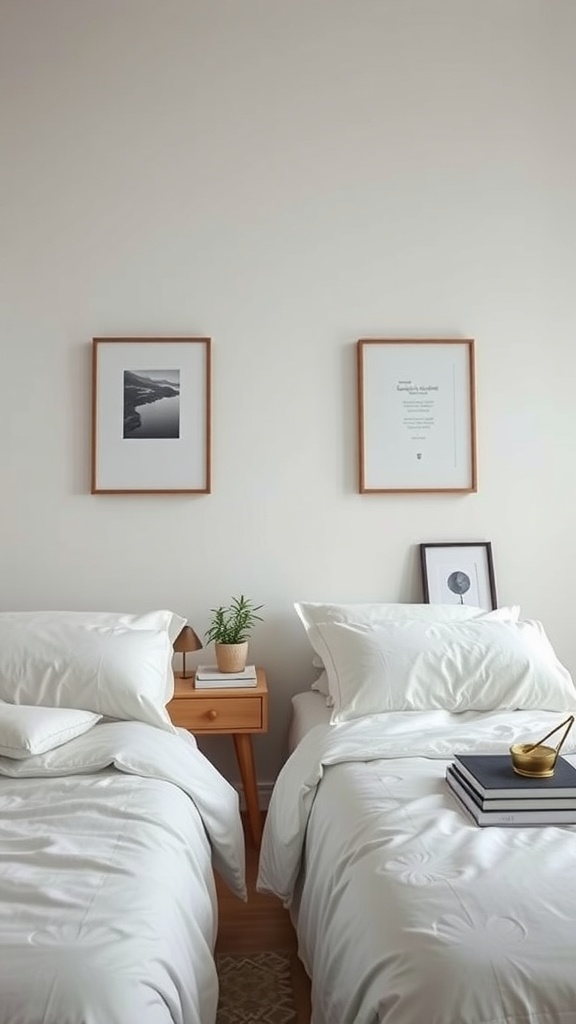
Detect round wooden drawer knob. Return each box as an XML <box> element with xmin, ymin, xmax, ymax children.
<box><xmin>206</xmin><ymin>709</ymin><xmax>218</xmax><ymax>721</ymax></box>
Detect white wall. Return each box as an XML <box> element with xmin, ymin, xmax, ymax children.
<box><xmin>2</xmin><ymin>0</ymin><xmax>576</xmax><ymax>793</ymax></box>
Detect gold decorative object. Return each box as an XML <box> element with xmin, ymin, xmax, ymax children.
<box><xmin>510</xmin><ymin>715</ymin><xmax>574</xmax><ymax>778</ymax></box>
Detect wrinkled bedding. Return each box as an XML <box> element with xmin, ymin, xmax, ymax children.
<box><xmin>258</xmin><ymin>709</ymin><xmax>576</xmax><ymax>1024</ymax></box>
<box><xmin>0</xmin><ymin>721</ymin><xmax>246</xmax><ymax>1024</ymax></box>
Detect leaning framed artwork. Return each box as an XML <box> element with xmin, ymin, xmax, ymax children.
<box><xmin>91</xmin><ymin>337</ymin><xmax>211</xmax><ymax>494</ymax></box>
<box><xmin>420</xmin><ymin>542</ymin><xmax>497</xmax><ymax>610</ymax></box>
<box><xmin>357</xmin><ymin>339</ymin><xmax>476</xmax><ymax>493</ymax></box>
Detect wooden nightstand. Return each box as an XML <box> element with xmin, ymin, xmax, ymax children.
<box><xmin>167</xmin><ymin>667</ymin><xmax>268</xmax><ymax>846</ymax></box>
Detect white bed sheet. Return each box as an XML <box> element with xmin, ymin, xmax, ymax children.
<box><xmin>288</xmin><ymin>691</ymin><xmax>331</xmax><ymax>752</ymax></box>
<box><xmin>258</xmin><ymin>707</ymin><xmax>576</xmax><ymax>1024</ymax></box>
<box><xmin>0</xmin><ymin>720</ymin><xmax>246</xmax><ymax>1024</ymax></box>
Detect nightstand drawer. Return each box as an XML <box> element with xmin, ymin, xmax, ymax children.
<box><xmin>171</xmin><ymin>696</ymin><xmax>263</xmax><ymax>733</ymax></box>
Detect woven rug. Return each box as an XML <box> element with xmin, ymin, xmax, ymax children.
<box><xmin>216</xmin><ymin>951</ymin><xmax>297</xmax><ymax>1024</ymax></box>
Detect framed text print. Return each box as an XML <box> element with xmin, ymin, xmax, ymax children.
<box><xmin>357</xmin><ymin>339</ymin><xmax>476</xmax><ymax>493</ymax></box>
<box><xmin>91</xmin><ymin>337</ymin><xmax>211</xmax><ymax>494</ymax></box>
<box><xmin>420</xmin><ymin>541</ymin><xmax>497</xmax><ymax>610</ymax></box>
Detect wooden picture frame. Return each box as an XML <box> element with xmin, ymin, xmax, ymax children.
<box><xmin>357</xmin><ymin>339</ymin><xmax>477</xmax><ymax>493</ymax></box>
<box><xmin>420</xmin><ymin>541</ymin><xmax>497</xmax><ymax>610</ymax></box>
<box><xmin>91</xmin><ymin>337</ymin><xmax>211</xmax><ymax>494</ymax></box>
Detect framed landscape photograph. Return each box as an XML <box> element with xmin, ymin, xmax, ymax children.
<box><xmin>357</xmin><ymin>338</ymin><xmax>476</xmax><ymax>493</ymax></box>
<box><xmin>91</xmin><ymin>337</ymin><xmax>211</xmax><ymax>494</ymax></box>
<box><xmin>420</xmin><ymin>541</ymin><xmax>497</xmax><ymax>610</ymax></box>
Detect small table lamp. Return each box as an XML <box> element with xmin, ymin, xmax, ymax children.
<box><xmin>173</xmin><ymin>624</ymin><xmax>203</xmax><ymax>679</ymax></box>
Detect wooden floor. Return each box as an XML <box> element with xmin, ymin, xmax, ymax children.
<box><xmin>215</xmin><ymin>821</ymin><xmax>312</xmax><ymax>1022</ymax></box>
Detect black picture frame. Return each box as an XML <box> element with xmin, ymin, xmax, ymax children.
<box><xmin>419</xmin><ymin>542</ymin><xmax>497</xmax><ymax>610</ymax></box>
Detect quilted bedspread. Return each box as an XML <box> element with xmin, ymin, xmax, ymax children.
<box><xmin>0</xmin><ymin>721</ymin><xmax>246</xmax><ymax>1024</ymax></box>
<box><xmin>258</xmin><ymin>709</ymin><xmax>576</xmax><ymax>1024</ymax></box>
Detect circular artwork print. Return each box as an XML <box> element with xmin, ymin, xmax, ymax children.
<box><xmin>447</xmin><ymin>570</ymin><xmax>471</xmax><ymax>603</ymax></box>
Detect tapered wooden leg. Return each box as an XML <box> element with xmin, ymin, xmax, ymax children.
<box><xmin>233</xmin><ymin>733</ymin><xmax>262</xmax><ymax>846</ymax></box>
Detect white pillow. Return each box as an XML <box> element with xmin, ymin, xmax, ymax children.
<box><xmin>0</xmin><ymin>609</ymin><xmax>187</xmax><ymax>644</ymax></box>
<box><xmin>0</xmin><ymin>622</ymin><xmax>175</xmax><ymax>731</ymax></box>
<box><xmin>0</xmin><ymin>703</ymin><xmax>101</xmax><ymax>759</ymax></box>
<box><xmin>310</xmin><ymin>670</ymin><xmax>334</xmax><ymax>706</ymax></box>
<box><xmin>0</xmin><ymin>609</ymin><xmax>187</xmax><ymax>701</ymax></box>
<box><xmin>298</xmin><ymin>602</ymin><xmax>520</xmax><ymax>700</ymax></box>
<box><xmin>311</xmin><ymin>618</ymin><xmax>576</xmax><ymax>722</ymax></box>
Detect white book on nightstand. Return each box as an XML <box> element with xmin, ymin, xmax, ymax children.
<box><xmin>195</xmin><ymin>664</ymin><xmax>258</xmax><ymax>688</ymax></box>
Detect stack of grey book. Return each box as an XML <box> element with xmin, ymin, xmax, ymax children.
<box><xmin>446</xmin><ymin>753</ymin><xmax>576</xmax><ymax>826</ymax></box>
<box><xmin>194</xmin><ymin>664</ymin><xmax>257</xmax><ymax>689</ymax></box>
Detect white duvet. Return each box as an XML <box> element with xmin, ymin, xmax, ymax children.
<box><xmin>258</xmin><ymin>709</ymin><xmax>576</xmax><ymax>1024</ymax></box>
<box><xmin>0</xmin><ymin>721</ymin><xmax>246</xmax><ymax>1024</ymax></box>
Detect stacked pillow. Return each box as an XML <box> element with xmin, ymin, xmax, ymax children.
<box><xmin>295</xmin><ymin>602</ymin><xmax>576</xmax><ymax>722</ymax></box>
<box><xmin>0</xmin><ymin>609</ymin><xmax>187</xmax><ymax>737</ymax></box>
<box><xmin>304</xmin><ymin>602</ymin><xmax>504</xmax><ymax>703</ymax></box>
<box><xmin>0</xmin><ymin>703</ymin><xmax>102</xmax><ymax>759</ymax></box>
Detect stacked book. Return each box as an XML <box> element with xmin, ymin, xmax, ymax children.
<box><xmin>194</xmin><ymin>664</ymin><xmax>258</xmax><ymax>689</ymax></box>
<box><xmin>446</xmin><ymin>753</ymin><xmax>576</xmax><ymax>826</ymax></box>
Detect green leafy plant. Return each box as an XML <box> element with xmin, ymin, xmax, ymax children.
<box><xmin>205</xmin><ymin>595</ymin><xmax>264</xmax><ymax>645</ymax></box>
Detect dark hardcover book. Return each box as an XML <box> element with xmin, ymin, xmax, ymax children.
<box><xmin>446</xmin><ymin>767</ymin><xmax>576</xmax><ymax>827</ymax></box>
<box><xmin>453</xmin><ymin>753</ymin><xmax>576</xmax><ymax>800</ymax></box>
<box><xmin>449</xmin><ymin>763</ymin><xmax>576</xmax><ymax>811</ymax></box>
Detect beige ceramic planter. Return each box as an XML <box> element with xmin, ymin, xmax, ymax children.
<box><xmin>215</xmin><ymin>641</ymin><xmax>248</xmax><ymax>673</ymax></box>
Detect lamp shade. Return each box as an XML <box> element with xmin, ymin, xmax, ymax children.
<box><xmin>173</xmin><ymin>624</ymin><xmax>203</xmax><ymax>679</ymax></box>
<box><xmin>173</xmin><ymin>625</ymin><xmax>203</xmax><ymax>654</ymax></box>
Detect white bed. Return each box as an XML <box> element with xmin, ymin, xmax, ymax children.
<box><xmin>258</xmin><ymin>601</ymin><xmax>576</xmax><ymax>1024</ymax></box>
<box><xmin>0</xmin><ymin>609</ymin><xmax>246</xmax><ymax>1024</ymax></box>
<box><xmin>287</xmin><ymin>690</ymin><xmax>331</xmax><ymax>752</ymax></box>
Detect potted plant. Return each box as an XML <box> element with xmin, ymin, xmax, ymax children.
<box><xmin>205</xmin><ymin>595</ymin><xmax>264</xmax><ymax>673</ymax></box>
